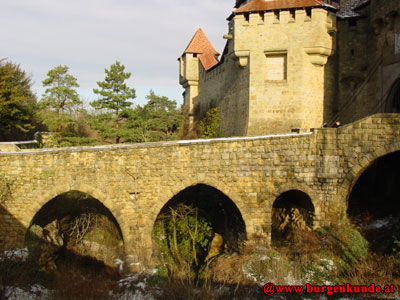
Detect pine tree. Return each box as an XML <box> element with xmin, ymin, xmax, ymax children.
<box><xmin>90</xmin><ymin>61</ymin><xmax>136</xmax><ymax>143</ymax></box>
<box><xmin>39</xmin><ymin>65</ymin><xmax>81</xmax><ymax>137</ymax></box>
<box><xmin>125</xmin><ymin>91</ymin><xmax>183</xmax><ymax>143</ymax></box>
<box><xmin>0</xmin><ymin>59</ymin><xmax>37</xmax><ymax>141</ymax></box>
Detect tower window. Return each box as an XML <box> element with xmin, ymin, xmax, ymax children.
<box><xmin>265</xmin><ymin>51</ymin><xmax>287</xmax><ymax>81</ymax></box>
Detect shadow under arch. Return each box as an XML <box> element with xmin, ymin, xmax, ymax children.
<box><xmin>20</xmin><ymin>184</ymin><xmax>128</xmax><ymax>245</ymax></box>
<box><xmin>153</xmin><ymin>184</ymin><xmax>247</xmax><ymax>255</ymax></box>
<box><xmin>26</xmin><ymin>190</ymin><xmax>125</xmax><ymax>271</ymax></box>
<box><xmin>272</xmin><ymin>183</ymin><xmax>320</xmax><ymax>218</ymax></box>
<box><xmin>339</xmin><ymin>142</ymin><xmax>400</xmax><ymax>211</ymax></box>
<box><xmin>151</xmin><ymin>179</ymin><xmax>254</xmax><ymax>238</ymax></box>
<box><xmin>271</xmin><ymin>190</ymin><xmax>315</xmax><ymax>245</ymax></box>
<box><xmin>29</xmin><ymin>190</ymin><xmax>123</xmax><ymax>239</ymax></box>
<box><xmin>345</xmin><ymin>150</ymin><xmax>400</xmax><ymax>253</ymax></box>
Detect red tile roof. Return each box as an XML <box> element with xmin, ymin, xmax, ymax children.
<box><xmin>183</xmin><ymin>28</ymin><xmax>219</xmax><ymax>71</ymax></box>
<box><xmin>234</xmin><ymin>0</ymin><xmax>327</xmax><ymax>13</ymax></box>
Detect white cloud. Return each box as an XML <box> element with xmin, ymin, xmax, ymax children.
<box><xmin>1</xmin><ymin>0</ymin><xmax>234</xmax><ymax>105</ymax></box>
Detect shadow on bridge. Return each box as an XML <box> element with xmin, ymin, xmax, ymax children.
<box><xmin>0</xmin><ymin>204</ymin><xmax>26</xmax><ymax>252</ymax></box>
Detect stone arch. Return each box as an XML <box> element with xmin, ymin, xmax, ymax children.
<box><xmin>271</xmin><ymin>189</ymin><xmax>315</xmax><ymax>245</ymax></box>
<box><xmin>151</xmin><ymin>182</ymin><xmax>248</xmax><ymax>255</ymax></box>
<box><xmin>338</xmin><ymin>142</ymin><xmax>400</xmax><ymax>213</ymax></box>
<box><xmin>344</xmin><ymin>147</ymin><xmax>400</xmax><ymax>253</ymax></box>
<box><xmin>384</xmin><ymin>76</ymin><xmax>400</xmax><ymax>113</ymax></box>
<box><xmin>21</xmin><ymin>183</ymin><xmax>129</xmax><ymax>246</ymax></box>
<box><xmin>151</xmin><ymin>178</ymin><xmax>253</xmax><ymax>238</ymax></box>
<box><xmin>271</xmin><ymin>183</ymin><xmax>321</xmax><ymax>223</ymax></box>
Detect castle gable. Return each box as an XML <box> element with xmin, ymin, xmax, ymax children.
<box><xmin>183</xmin><ymin>28</ymin><xmax>220</xmax><ymax>71</ymax></box>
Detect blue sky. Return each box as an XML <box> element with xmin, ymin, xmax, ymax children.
<box><xmin>1</xmin><ymin>0</ymin><xmax>234</xmax><ymax>106</ymax></box>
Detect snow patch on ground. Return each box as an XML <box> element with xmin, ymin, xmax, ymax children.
<box><xmin>113</xmin><ymin>258</ymin><xmax>125</xmax><ymax>272</ymax></box>
<box><xmin>112</xmin><ymin>274</ymin><xmax>156</xmax><ymax>300</ymax></box>
<box><xmin>363</xmin><ymin>215</ymin><xmax>399</xmax><ymax>230</ymax></box>
<box><xmin>0</xmin><ymin>248</ymin><xmax>29</xmax><ymax>262</ymax></box>
<box><xmin>4</xmin><ymin>284</ymin><xmax>50</xmax><ymax>300</ymax></box>
<box><xmin>367</xmin><ymin>218</ymin><xmax>391</xmax><ymax>229</ymax></box>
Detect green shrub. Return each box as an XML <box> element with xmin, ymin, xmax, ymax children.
<box><xmin>317</xmin><ymin>223</ymin><xmax>369</xmax><ymax>273</ymax></box>
<box><xmin>153</xmin><ymin>204</ymin><xmax>213</xmax><ymax>276</ymax></box>
<box><xmin>199</xmin><ymin>108</ymin><xmax>222</xmax><ymax>138</ymax></box>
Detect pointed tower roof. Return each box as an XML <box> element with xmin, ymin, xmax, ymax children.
<box><xmin>183</xmin><ymin>28</ymin><xmax>220</xmax><ymax>71</ymax></box>
<box><xmin>235</xmin><ymin>0</ymin><xmax>250</xmax><ymax>8</ymax></box>
<box><xmin>233</xmin><ymin>0</ymin><xmax>331</xmax><ymax>14</ymax></box>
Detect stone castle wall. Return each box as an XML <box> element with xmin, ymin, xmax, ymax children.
<box><xmin>188</xmin><ymin>7</ymin><xmax>336</xmax><ymax>136</ymax></box>
<box><xmin>181</xmin><ymin>1</ymin><xmax>400</xmax><ymax>136</ymax></box>
<box><xmin>1</xmin><ymin>114</ymin><xmax>400</xmax><ymax>266</ymax></box>
<box><xmin>327</xmin><ymin>0</ymin><xmax>400</xmax><ymax>125</ymax></box>
<box><xmin>195</xmin><ymin>40</ymin><xmax>250</xmax><ymax>137</ymax></box>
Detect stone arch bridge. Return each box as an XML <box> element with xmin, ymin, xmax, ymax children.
<box><xmin>1</xmin><ymin>114</ymin><xmax>400</xmax><ymax>265</ymax></box>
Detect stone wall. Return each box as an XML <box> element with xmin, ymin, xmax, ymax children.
<box><xmin>196</xmin><ymin>39</ymin><xmax>250</xmax><ymax>137</ymax></box>
<box><xmin>180</xmin><ymin>1</ymin><xmax>400</xmax><ymax>137</ymax></box>
<box><xmin>0</xmin><ymin>144</ymin><xmax>20</xmax><ymax>152</ymax></box>
<box><xmin>238</xmin><ymin>9</ymin><xmax>336</xmax><ymax>135</ymax></box>
<box><xmin>333</xmin><ymin>0</ymin><xmax>400</xmax><ymax>125</ymax></box>
<box><xmin>181</xmin><ymin>7</ymin><xmax>336</xmax><ymax>137</ymax></box>
<box><xmin>0</xmin><ymin>114</ymin><xmax>400</xmax><ymax>266</ymax></box>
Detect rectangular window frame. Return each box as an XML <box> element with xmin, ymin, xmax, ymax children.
<box><xmin>264</xmin><ymin>50</ymin><xmax>288</xmax><ymax>82</ymax></box>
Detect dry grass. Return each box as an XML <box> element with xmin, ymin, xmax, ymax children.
<box><xmin>50</xmin><ymin>254</ymin><xmax>119</xmax><ymax>300</ymax></box>
<box><xmin>345</xmin><ymin>253</ymin><xmax>400</xmax><ymax>294</ymax></box>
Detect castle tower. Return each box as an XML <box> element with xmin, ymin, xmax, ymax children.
<box><xmin>179</xmin><ymin>0</ymin><xmax>338</xmax><ymax>136</ymax></box>
<box><xmin>231</xmin><ymin>0</ymin><xmax>338</xmax><ymax>135</ymax></box>
<box><xmin>179</xmin><ymin>29</ymin><xmax>220</xmax><ymax>131</ymax></box>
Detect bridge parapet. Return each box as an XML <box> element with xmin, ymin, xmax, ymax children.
<box><xmin>0</xmin><ymin>114</ymin><xmax>399</xmax><ymax>264</ymax></box>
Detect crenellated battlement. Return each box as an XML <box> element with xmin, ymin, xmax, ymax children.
<box><xmin>232</xmin><ymin>6</ymin><xmax>338</xmax><ymax>26</ymax></box>
<box><xmin>179</xmin><ymin>1</ymin><xmax>338</xmax><ymax>136</ymax></box>
<box><xmin>179</xmin><ymin>0</ymin><xmax>400</xmax><ymax>141</ymax></box>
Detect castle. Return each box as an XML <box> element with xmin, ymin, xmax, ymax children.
<box><xmin>179</xmin><ymin>0</ymin><xmax>400</xmax><ymax>136</ymax></box>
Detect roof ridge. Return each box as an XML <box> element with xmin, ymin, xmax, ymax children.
<box><xmin>183</xmin><ymin>28</ymin><xmax>219</xmax><ymax>55</ymax></box>
<box><xmin>182</xmin><ymin>28</ymin><xmax>219</xmax><ymax>71</ymax></box>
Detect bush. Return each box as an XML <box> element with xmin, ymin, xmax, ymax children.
<box><xmin>316</xmin><ymin>223</ymin><xmax>369</xmax><ymax>274</ymax></box>
<box><xmin>199</xmin><ymin>108</ymin><xmax>222</xmax><ymax>138</ymax></box>
<box><xmin>153</xmin><ymin>204</ymin><xmax>213</xmax><ymax>278</ymax></box>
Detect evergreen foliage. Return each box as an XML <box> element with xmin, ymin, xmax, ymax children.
<box><xmin>90</xmin><ymin>61</ymin><xmax>136</xmax><ymax>143</ymax></box>
<box><xmin>126</xmin><ymin>90</ymin><xmax>183</xmax><ymax>142</ymax></box>
<box><xmin>38</xmin><ymin>65</ymin><xmax>81</xmax><ymax>138</ymax></box>
<box><xmin>199</xmin><ymin>107</ymin><xmax>222</xmax><ymax>138</ymax></box>
<box><xmin>0</xmin><ymin>59</ymin><xmax>37</xmax><ymax>141</ymax></box>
